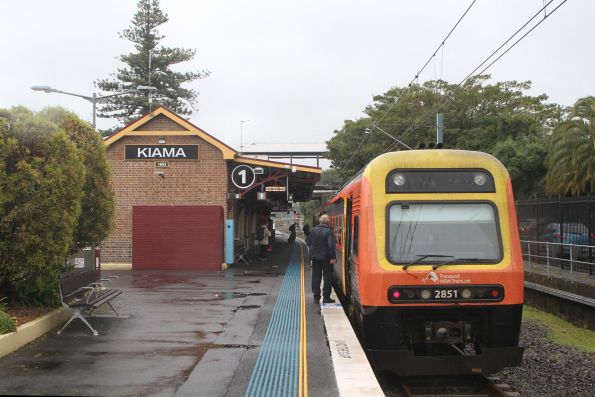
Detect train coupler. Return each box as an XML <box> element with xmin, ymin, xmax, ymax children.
<box><xmin>423</xmin><ymin>320</ymin><xmax>473</xmax><ymax>344</ymax></box>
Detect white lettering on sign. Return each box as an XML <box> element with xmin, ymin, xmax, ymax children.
<box><xmin>438</xmin><ymin>274</ymin><xmax>471</xmax><ymax>284</ymax></box>
<box><xmin>335</xmin><ymin>340</ymin><xmax>351</xmax><ymax>358</ymax></box>
<box><xmin>74</xmin><ymin>258</ymin><xmax>85</xmax><ymax>269</ymax></box>
<box><xmin>136</xmin><ymin>147</ymin><xmax>188</xmax><ymax>158</ymax></box>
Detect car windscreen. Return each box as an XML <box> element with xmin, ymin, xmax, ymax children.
<box><xmin>387</xmin><ymin>202</ymin><xmax>502</xmax><ymax>264</ymax></box>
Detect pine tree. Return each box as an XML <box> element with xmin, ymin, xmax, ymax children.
<box><xmin>96</xmin><ymin>0</ymin><xmax>209</xmax><ymax>124</ymax></box>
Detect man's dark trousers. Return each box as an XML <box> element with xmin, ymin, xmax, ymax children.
<box><xmin>312</xmin><ymin>259</ymin><xmax>333</xmax><ymax>300</ymax></box>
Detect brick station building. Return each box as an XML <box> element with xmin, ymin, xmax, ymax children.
<box><xmin>102</xmin><ymin>106</ymin><xmax>320</xmax><ymax>270</ymax></box>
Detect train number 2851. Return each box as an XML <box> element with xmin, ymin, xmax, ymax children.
<box><xmin>434</xmin><ymin>289</ymin><xmax>458</xmax><ymax>299</ymax></box>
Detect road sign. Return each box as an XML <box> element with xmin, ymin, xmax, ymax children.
<box><xmin>231</xmin><ymin>165</ymin><xmax>256</xmax><ymax>189</ymax></box>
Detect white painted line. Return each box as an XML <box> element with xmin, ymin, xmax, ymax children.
<box><xmin>321</xmin><ymin>292</ymin><xmax>384</xmax><ymax>397</ymax></box>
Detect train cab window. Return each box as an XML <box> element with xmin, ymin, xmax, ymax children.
<box><xmin>352</xmin><ymin>216</ymin><xmax>359</xmax><ymax>255</ymax></box>
<box><xmin>387</xmin><ymin>202</ymin><xmax>501</xmax><ymax>264</ymax></box>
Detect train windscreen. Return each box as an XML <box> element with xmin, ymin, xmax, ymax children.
<box><xmin>387</xmin><ymin>202</ymin><xmax>501</xmax><ymax>264</ymax></box>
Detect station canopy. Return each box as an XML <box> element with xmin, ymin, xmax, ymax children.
<box><xmin>232</xmin><ymin>156</ymin><xmax>321</xmax><ymax>204</ymax></box>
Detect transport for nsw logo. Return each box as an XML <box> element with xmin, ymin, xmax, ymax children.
<box><xmin>423</xmin><ymin>271</ymin><xmax>439</xmax><ymax>283</ymax></box>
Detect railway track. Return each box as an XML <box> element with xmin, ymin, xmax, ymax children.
<box><xmin>399</xmin><ymin>375</ymin><xmax>520</xmax><ymax>397</ymax></box>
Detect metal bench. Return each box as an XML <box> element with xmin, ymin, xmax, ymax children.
<box><xmin>235</xmin><ymin>235</ymin><xmax>252</xmax><ymax>265</ymax></box>
<box><xmin>57</xmin><ymin>269</ymin><xmax>123</xmax><ymax>336</ymax></box>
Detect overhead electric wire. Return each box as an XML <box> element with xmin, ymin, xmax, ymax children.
<box><xmin>387</xmin><ymin>0</ymin><xmax>569</xmax><ymax>152</ymax></box>
<box><xmin>407</xmin><ymin>0</ymin><xmax>478</xmax><ymax>88</ymax></box>
<box><xmin>337</xmin><ymin>0</ymin><xmax>478</xmax><ymax>176</ymax></box>
<box><xmin>457</xmin><ymin>0</ymin><xmax>556</xmax><ymax>85</ymax></box>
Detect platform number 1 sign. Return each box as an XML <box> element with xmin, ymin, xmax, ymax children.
<box><xmin>231</xmin><ymin>165</ymin><xmax>256</xmax><ymax>189</ymax></box>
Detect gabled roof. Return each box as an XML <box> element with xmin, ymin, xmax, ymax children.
<box><xmin>103</xmin><ymin>106</ymin><xmax>237</xmax><ymax>159</ymax></box>
<box><xmin>234</xmin><ymin>156</ymin><xmax>321</xmax><ymax>174</ymax></box>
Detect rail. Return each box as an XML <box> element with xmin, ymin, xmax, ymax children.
<box><xmin>521</xmin><ymin>240</ymin><xmax>595</xmax><ymax>282</ymax></box>
<box><xmin>524</xmin><ymin>281</ymin><xmax>595</xmax><ymax>308</ymax></box>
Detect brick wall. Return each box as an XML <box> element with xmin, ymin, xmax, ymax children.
<box><xmin>102</xmin><ymin>134</ymin><xmax>228</xmax><ymax>262</ymax></box>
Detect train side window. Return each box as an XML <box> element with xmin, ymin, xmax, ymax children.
<box><xmin>352</xmin><ymin>216</ymin><xmax>359</xmax><ymax>255</ymax></box>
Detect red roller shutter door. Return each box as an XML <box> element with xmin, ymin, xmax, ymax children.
<box><xmin>132</xmin><ymin>205</ymin><xmax>223</xmax><ymax>270</ymax></box>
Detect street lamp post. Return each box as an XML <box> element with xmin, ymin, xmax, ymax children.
<box><xmin>31</xmin><ymin>85</ymin><xmax>157</xmax><ymax>128</ymax></box>
<box><xmin>240</xmin><ymin>119</ymin><xmax>250</xmax><ymax>155</ymax></box>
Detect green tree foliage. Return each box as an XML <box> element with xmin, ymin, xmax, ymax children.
<box><xmin>327</xmin><ymin>77</ymin><xmax>561</xmax><ymax>198</ymax></box>
<box><xmin>0</xmin><ymin>108</ymin><xmax>85</xmax><ymax>304</ymax></box>
<box><xmin>0</xmin><ymin>107</ymin><xmax>115</xmax><ymax>305</ymax></box>
<box><xmin>545</xmin><ymin>96</ymin><xmax>595</xmax><ymax>197</ymax></box>
<box><xmin>39</xmin><ymin>108</ymin><xmax>115</xmax><ymax>248</ymax></box>
<box><xmin>96</xmin><ymin>0</ymin><xmax>209</xmax><ymax>124</ymax></box>
<box><xmin>492</xmin><ymin>137</ymin><xmax>547</xmax><ymax>199</ymax></box>
<box><xmin>319</xmin><ymin>168</ymin><xmax>345</xmax><ymax>190</ymax></box>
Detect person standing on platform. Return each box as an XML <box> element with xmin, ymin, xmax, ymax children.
<box><xmin>288</xmin><ymin>222</ymin><xmax>296</xmax><ymax>243</ymax></box>
<box><xmin>307</xmin><ymin>214</ymin><xmax>336</xmax><ymax>303</ymax></box>
<box><xmin>267</xmin><ymin>216</ymin><xmax>275</xmax><ymax>247</ymax></box>
<box><xmin>257</xmin><ymin>221</ymin><xmax>270</xmax><ymax>261</ymax></box>
<box><xmin>302</xmin><ymin>223</ymin><xmax>310</xmax><ymax>239</ymax></box>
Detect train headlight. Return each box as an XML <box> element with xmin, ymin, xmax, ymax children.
<box><xmin>391</xmin><ymin>290</ymin><xmax>401</xmax><ymax>299</ymax></box>
<box><xmin>392</xmin><ymin>173</ymin><xmax>406</xmax><ymax>186</ymax></box>
<box><xmin>420</xmin><ymin>289</ymin><xmax>432</xmax><ymax>299</ymax></box>
<box><xmin>473</xmin><ymin>173</ymin><xmax>487</xmax><ymax>186</ymax></box>
<box><xmin>461</xmin><ymin>289</ymin><xmax>472</xmax><ymax>299</ymax></box>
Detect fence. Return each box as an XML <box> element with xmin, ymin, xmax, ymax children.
<box><xmin>522</xmin><ymin>240</ymin><xmax>595</xmax><ymax>282</ymax></box>
<box><xmin>516</xmin><ymin>197</ymin><xmax>595</xmax><ymax>245</ymax></box>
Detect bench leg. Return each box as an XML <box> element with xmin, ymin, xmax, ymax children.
<box><xmin>106</xmin><ymin>301</ymin><xmax>121</xmax><ymax>316</ymax></box>
<box><xmin>236</xmin><ymin>251</ymin><xmax>251</xmax><ymax>265</ymax></box>
<box><xmin>57</xmin><ymin>308</ymin><xmax>99</xmax><ymax>336</ymax></box>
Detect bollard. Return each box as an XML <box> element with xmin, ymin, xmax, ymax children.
<box><xmin>546</xmin><ymin>244</ymin><xmax>550</xmax><ymax>276</ymax></box>
<box><xmin>570</xmin><ymin>247</ymin><xmax>574</xmax><ymax>283</ymax></box>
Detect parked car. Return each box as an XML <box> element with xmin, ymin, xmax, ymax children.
<box><xmin>519</xmin><ymin>219</ymin><xmax>537</xmax><ymax>240</ymax></box>
<box><xmin>541</xmin><ymin>222</ymin><xmax>593</xmax><ymax>260</ymax></box>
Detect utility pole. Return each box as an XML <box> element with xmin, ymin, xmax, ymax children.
<box><xmin>240</xmin><ymin>120</ymin><xmax>250</xmax><ymax>154</ymax></box>
<box><xmin>436</xmin><ymin>113</ymin><xmax>444</xmax><ymax>145</ymax></box>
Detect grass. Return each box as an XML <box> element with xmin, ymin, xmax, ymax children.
<box><xmin>523</xmin><ymin>305</ymin><xmax>595</xmax><ymax>353</ymax></box>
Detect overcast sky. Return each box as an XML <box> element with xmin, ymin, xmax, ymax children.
<box><xmin>2</xmin><ymin>0</ymin><xmax>593</xmax><ymax>158</ymax></box>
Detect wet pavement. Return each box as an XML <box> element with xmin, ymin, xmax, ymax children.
<box><xmin>0</xmin><ymin>237</ymin><xmax>339</xmax><ymax>396</ymax></box>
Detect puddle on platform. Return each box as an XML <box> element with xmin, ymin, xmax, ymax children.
<box><xmin>15</xmin><ymin>360</ymin><xmax>62</xmax><ymax>370</ymax></box>
<box><xmin>237</xmin><ymin>305</ymin><xmax>261</xmax><ymax>310</ymax></box>
<box><xmin>235</xmin><ymin>271</ymin><xmax>280</xmax><ymax>277</ymax></box>
<box><xmin>221</xmin><ymin>344</ymin><xmax>257</xmax><ymax>349</ymax></box>
<box><xmin>130</xmin><ymin>273</ymin><xmax>207</xmax><ymax>289</ymax></box>
<box><xmin>173</xmin><ymin>292</ymin><xmax>248</xmax><ymax>303</ymax></box>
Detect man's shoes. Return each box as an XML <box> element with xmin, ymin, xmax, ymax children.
<box><xmin>322</xmin><ymin>297</ymin><xmax>335</xmax><ymax>304</ymax></box>
<box><xmin>313</xmin><ymin>295</ymin><xmax>320</xmax><ymax>303</ymax></box>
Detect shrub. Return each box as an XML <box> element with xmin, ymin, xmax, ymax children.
<box><xmin>0</xmin><ymin>310</ymin><xmax>16</xmax><ymax>334</ymax></box>
<box><xmin>0</xmin><ymin>107</ymin><xmax>85</xmax><ymax>305</ymax></box>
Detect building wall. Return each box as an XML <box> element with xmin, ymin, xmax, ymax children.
<box><xmin>103</xmin><ymin>134</ymin><xmax>228</xmax><ymax>262</ymax></box>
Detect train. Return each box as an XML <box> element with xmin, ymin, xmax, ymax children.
<box><xmin>317</xmin><ymin>149</ymin><xmax>524</xmax><ymax>376</ymax></box>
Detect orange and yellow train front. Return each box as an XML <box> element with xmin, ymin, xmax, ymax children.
<box><xmin>354</xmin><ymin>149</ymin><xmax>524</xmax><ymax>376</ymax></box>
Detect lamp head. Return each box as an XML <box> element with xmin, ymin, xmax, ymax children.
<box><xmin>137</xmin><ymin>85</ymin><xmax>157</xmax><ymax>92</ymax></box>
<box><xmin>31</xmin><ymin>85</ymin><xmax>55</xmax><ymax>93</ymax></box>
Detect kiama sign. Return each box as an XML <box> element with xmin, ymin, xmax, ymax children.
<box><xmin>125</xmin><ymin>145</ymin><xmax>199</xmax><ymax>160</ymax></box>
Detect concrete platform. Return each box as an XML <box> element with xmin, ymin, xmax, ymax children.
<box><xmin>0</xmin><ymin>236</ymin><xmax>380</xmax><ymax>396</ymax></box>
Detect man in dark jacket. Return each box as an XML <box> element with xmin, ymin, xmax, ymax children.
<box><xmin>307</xmin><ymin>214</ymin><xmax>337</xmax><ymax>303</ymax></box>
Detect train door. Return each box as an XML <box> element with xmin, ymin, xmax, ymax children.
<box><xmin>344</xmin><ymin>198</ymin><xmax>353</xmax><ymax>297</ymax></box>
